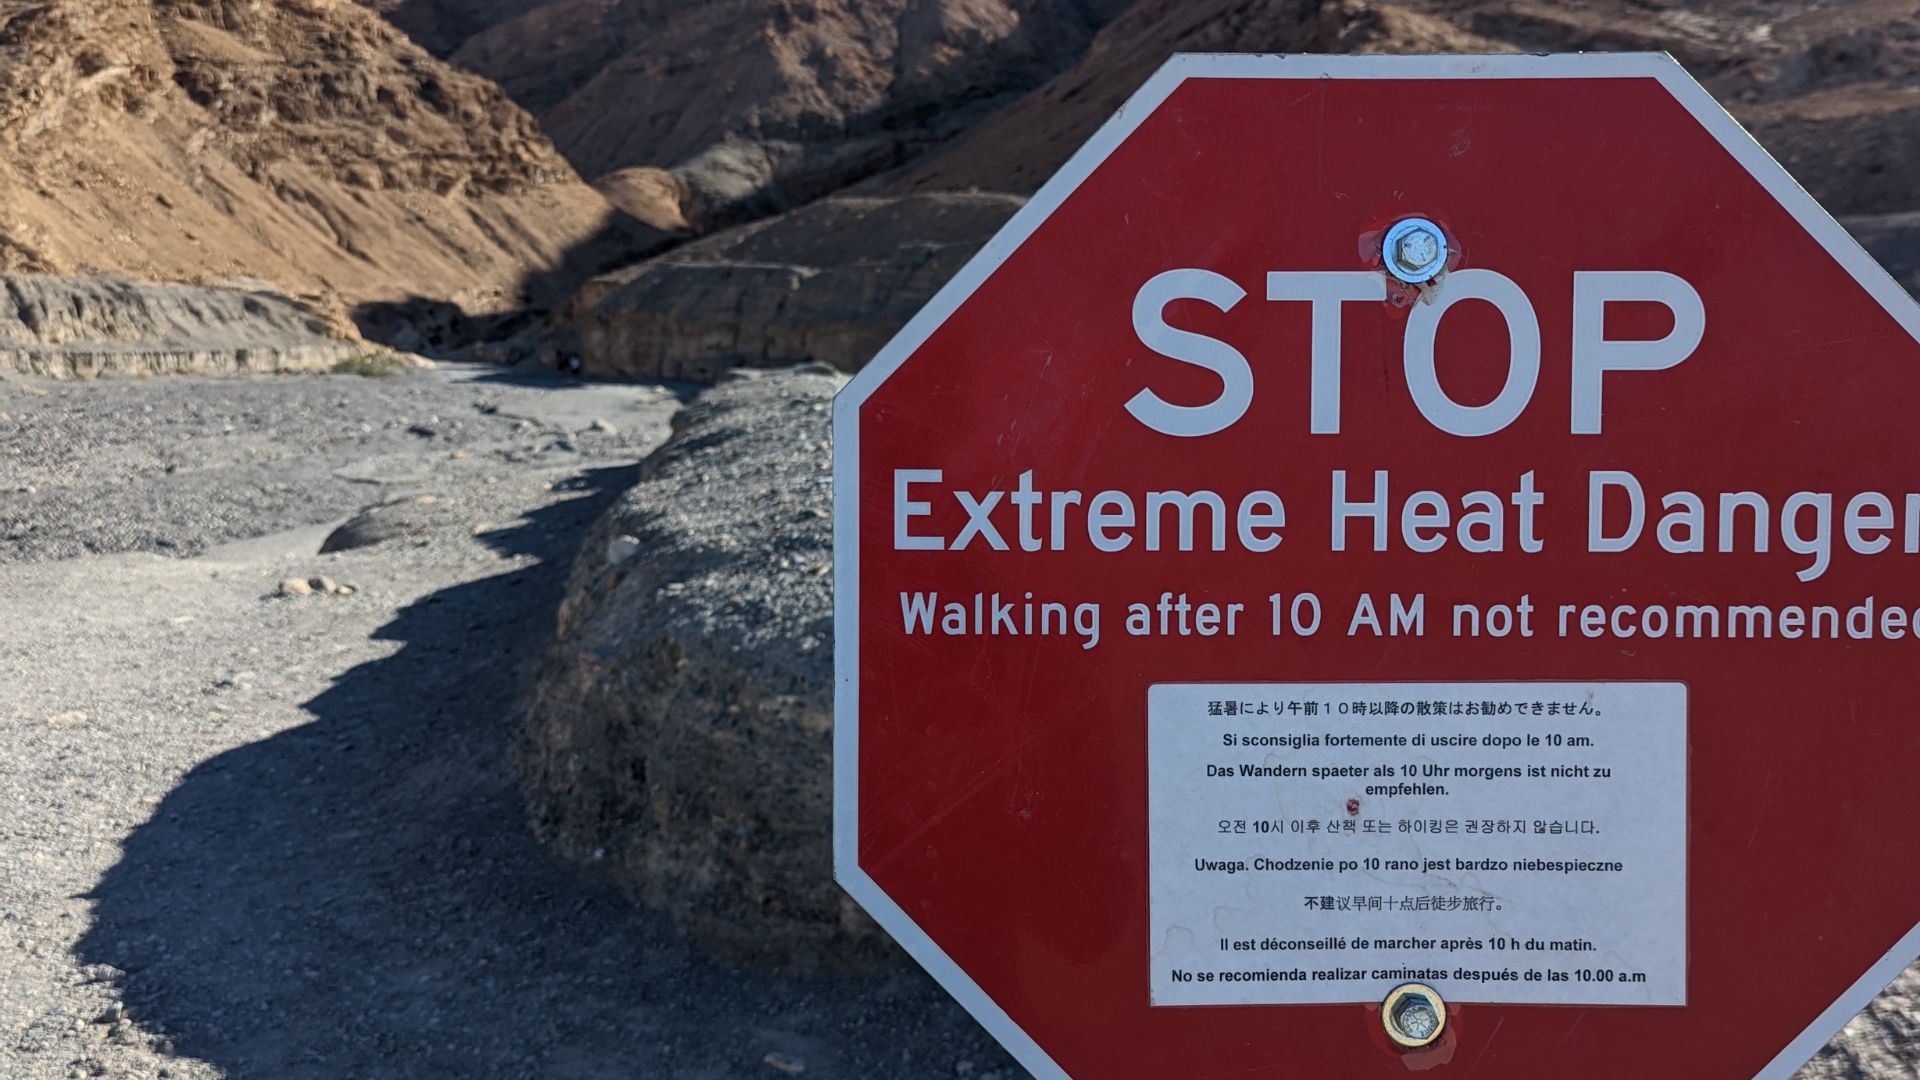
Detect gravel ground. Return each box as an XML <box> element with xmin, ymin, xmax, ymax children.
<box><xmin>0</xmin><ymin>363</ymin><xmax>1018</xmax><ymax>1080</ymax></box>
<box><xmin>0</xmin><ymin>363</ymin><xmax>1910</xmax><ymax>1080</ymax></box>
<box><xmin>0</xmin><ymin>363</ymin><xmax>665</xmax><ymax>563</ymax></box>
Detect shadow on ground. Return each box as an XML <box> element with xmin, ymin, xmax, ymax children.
<box><xmin>76</xmin><ymin>462</ymin><xmax>1009</xmax><ymax>1079</ymax></box>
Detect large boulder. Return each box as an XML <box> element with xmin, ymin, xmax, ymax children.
<box><xmin>564</xmin><ymin>191</ymin><xmax>1022</xmax><ymax>381</ymax></box>
<box><xmin>517</xmin><ymin>367</ymin><xmax>878</xmax><ymax>968</ymax></box>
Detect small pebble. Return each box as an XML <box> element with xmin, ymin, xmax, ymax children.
<box><xmin>607</xmin><ymin>534</ymin><xmax>641</xmax><ymax>564</ymax></box>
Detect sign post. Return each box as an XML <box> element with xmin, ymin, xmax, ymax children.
<box><xmin>835</xmin><ymin>53</ymin><xmax>1920</xmax><ymax>1078</ymax></box>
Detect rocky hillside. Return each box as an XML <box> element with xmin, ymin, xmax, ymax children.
<box><xmin>886</xmin><ymin>0</ymin><xmax>1490</xmax><ymax>193</ymax></box>
<box><xmin>0</xmin><ymin>0</ymin><xmax>670</xmax><ymax>312</ymax></box>
<box><xmin>364</xmin><ymin>0</ymin><xmax>1920</xmax><ymax>228</ymax></box>
<box><xmin>510</xmin><ymin>0</ymin><xmax>1920</xmax><ymax>388</ymax></box>
<box><xmin>891</xmin><ymin>0</ymin><xmax>1920</xmax><ymax>221</ymax></box>
<box><xmin>9</xmin><ymin>0</ymin><xmax>1908</xmax><ymax>349</ymax></box>
<box><xmin>361</xmin><ymin>0</ymin><xmax>544</xmax><ymax>54</ymax></box>
<box><xmin>562</xmin><ymin>192</ymin><xmax>1023</xmax><ymax>380</ymax></box>
<box><xmin>426</xmin><ymin>0</ymin><xmax>1130</xmax><ymax>221</ymax></box>
<box><xmin>0</xmin><ymin>274</ymin><xmax>367</xmax><ymax>377</ymax></box>
<box><xmin>2</xmin><ymin>0</ymin><xmax>1911</xmax><ymax>358</ymax></box>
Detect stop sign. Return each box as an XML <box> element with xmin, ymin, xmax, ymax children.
<box><xmin>833</xmin><ymin>53</ymin><xmax>1920</xmax><ymax>1078</ymax></box>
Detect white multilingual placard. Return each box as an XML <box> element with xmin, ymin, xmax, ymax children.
<box><xmin>1148</xmin><ymin>681</ymin><xmax>1686</xmax><ymax>1007</ymax></box>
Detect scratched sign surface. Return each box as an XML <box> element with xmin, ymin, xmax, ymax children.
<box><xmin>834</xmin><ymin>53</ymin><xmax>1920</xmax><ymax>1079</ymax></box>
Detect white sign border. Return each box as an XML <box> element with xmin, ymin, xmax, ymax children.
<box><xmin>832</xmin><ymin>51</ymin><xmax>1920</xmax><ymax>1080</ymax></box>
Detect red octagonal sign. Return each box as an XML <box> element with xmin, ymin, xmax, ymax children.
<box><xmin>834</xmin><ymin>54</ymin><xmax>1920</xmax><ymax>1078</ymax></box>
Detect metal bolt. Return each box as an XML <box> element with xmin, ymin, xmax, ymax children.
<box><xmin>1382</xmin><ymin>982</ymin><xmax>1447</xmax><ymax>1049</ymax></box>
<box><xmin>1383</xmin><ymin>218</ymin><xmax>1448</xmax><ymax>284</ymax></box>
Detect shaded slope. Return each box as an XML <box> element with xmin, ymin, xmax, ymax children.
<box><xmin>447</xmin><ymin>0</ymin><xmax>1129</xmax><ymax>218</ymax></box>
<box><xmin>889</xmin><ymin>0</ymin><xmax>1920</xmax><ymax>223</ymax></box>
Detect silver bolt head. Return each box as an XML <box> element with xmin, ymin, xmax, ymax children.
<box><xmin>1392</xmin><ymin>997</ymin><xmax>1439</xmax><ymax>1040</ymax></box>
<box><xmin>1395</xmin><ymin>231</ymin><xmax>1438</xmax><ymax>272</ymax></box>
<box><xmin>1383</xmin><ymin>218</ymin><xmax>1448</xmax><ymax>284</ymax></box>
<box><xmin>1381</xmin><ymin>981</ymin><xmax>1448</xmax><ymax>1049</ymax></box>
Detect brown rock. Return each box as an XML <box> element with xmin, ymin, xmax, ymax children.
<box><xmin>1742</xmin><ymin>85</ymin><xmax>1920</xmax><ymax>218</ymax></box>
<box><xmin>889</xmin><ymin>0</ymin><xmax>1500</xmax><ymax>195</ymax></box>
<box><xmin>0</xmin><ymin>0</ymin><xmax>671</xmax><ymax>309</ymax></box>
<box><xmin>594</xmin><ymin>167</ymin><xmax>694</xmax><ymax>233</ymax></box>
<box><xmin>1420</xmin><ymin>0</ymin><xmax>1920</xmax><ymax>218</ymax></box>
<box><xmin>449</xmin><ymin>0</ymin><xmax>1126</xmax><ymax>218</ymax></box>
<box><xmin>0</xmin><ymin>273</ymin><xmax>362</xmax><ymax>378</ymax></box>
<box><xmin>319</xmin><ymin>495</ymin><xmax>456</xmax><ymax>552</ymax></box>
<box><xmin>566</xmin><ymin>191</ymin><xmax>1022</xmax><ymax>381</ymax></box>
<box><xmin>362</xmin><ymin>0</ymin><xmax>552</xmax><ymax>56</ymax></box>
<box><xmin>892</xmin><ymin>0</ymin><xmax>1920</xmax><ymax>223</ymax></box>
<box><xmin>1843</xmin><ymin>213</ymin><xmax>1920</xmax><ymax>301</ymax></box>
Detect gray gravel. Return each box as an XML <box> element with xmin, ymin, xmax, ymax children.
<box><xmin>0</xmin><ymin>364</ymin><xmax>677</xmax><ymax>564</ymax></box>
<box><xmin>0</xmin><ymin>363</ymin><xmax>1017</xmax><ymax>1080</ymax></box>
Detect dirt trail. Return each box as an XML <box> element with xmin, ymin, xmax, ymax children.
<box><xmin>0</xmin><ymin>365</ymin><xmax>1016</xmax><ymax>1079</ymax></box>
